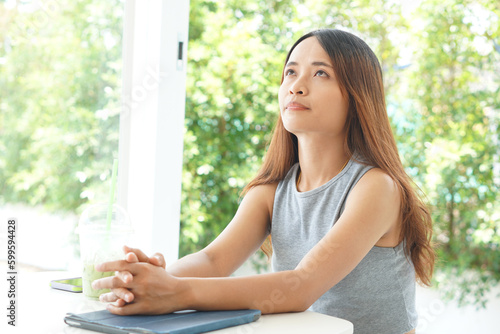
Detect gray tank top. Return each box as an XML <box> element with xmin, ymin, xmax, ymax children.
<box><xmin>271</xmin><ymin>159</ymin><xmax>417</xmax><ymax>334</ymax></box>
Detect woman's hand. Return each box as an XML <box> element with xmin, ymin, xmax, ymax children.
<box><xmin>122</xmin><ymin>245</ymin><xmax>167</xmax><ymax>269</ymax></box>
<box><xmin>97</xmin><ymin>246</ymin><xmax>168</xmax><ymax>308</ymax></box>
<box><xmin>92</xmin><ymin>259</ymin><xmax>189</xmax><ymax>315</ymax></box>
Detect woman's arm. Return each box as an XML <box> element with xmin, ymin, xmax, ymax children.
<box><xmin>96</xmin><ymin>183</ymin><xmax>277</xmax><ymax>305</ymax></box>
<box><xmin>122</xmin><ymin>182</ymin><xmax>277</xmax><ymax>277</ymax></box>
<box><xmin>94</xmin><ymin>168</ymin><xmax>401</xmax><ymax>315</ymax></box>
<box><xmin>166</xmin><ymin>182</ymin><xmax>277</xmax><ymax>277</ymax></box>
<box><xmin>182</xmin><ymin>168</ymin><xmax>402</xmax><ymax>313</ymax></box>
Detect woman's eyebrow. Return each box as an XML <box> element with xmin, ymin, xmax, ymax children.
<box><xmin>311</xmin><ymin>61</ymin><xmax>334</xmax><ymax>69</ymax></box>
<box><xmin>285</xmin><ymin>61</ymin><xmax>334</xmax><ymax>68</ymax></box>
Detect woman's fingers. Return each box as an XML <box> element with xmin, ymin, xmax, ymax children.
<box><xmin>95</xmin><ymin>260</ymin><xmax>136</xmax><ymax>273</ymax></box>
<box><xmin>99</xmin><ymin>292</ymin><xmax>128</xmax><ymax>307</ymax></box>
<box><xmin>113</xmin><ymin>299</ymin><xmax>127</xmax><ymax>308</ymax></box>
<box><xmin>99</xmin><ymin>291</ymin><xmax>120</xmax><ymax>303</ymax></box>
<box><xmin>110</xmin><ymin>288</ymin><xmax>135</xmax><ymax>303</ymax></box>
<box><xmin>125</xmin><ymin>252</ymin><xmax>139</xmax><ymax>263</ymax></box>
<box><xmin>93</xmin><ymin>272</ymin><xmax>131</xmax><ymax>290</ymax></box>
<box><xmin>97</xmin><ymin>264</ymin><xmax>181</xmax><ymax>315</ymax></box>
<box><xmin>94</xmin><ymin>252</ymin><xmax>144</xmax><ymax>309</ymax></box>
<box><xmin>150</xmin><ymin>253</ymin><xmax>166</xmax><ymax>268</ymax></box>
<box><xmin>106</xmin><ymin>301</ymin><xmax>146</xmax><ymax>315</ymax></box>
<box><xmin>116</xmin><ymin>270</ymin><xmax>133</xmax><ymax>284</ymax></box>
<box><xmin>98</xmin><ymin>287</ymin><xmax>134</xmax><ymax>305</ymax></box>
<box><xmin>123</xmin><ymin>245</ymin><xmax>166</xmax><ymax>268</ymax></box>
<box><xmin>123</xmin><ymin>246</ymin><xmax>149</xmax><ymax>262</ymax></box>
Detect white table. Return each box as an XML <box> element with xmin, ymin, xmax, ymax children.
<box><xmin>6</xmin><ymin>271</ymin><xmax>353</xmax><ymax>334</ymax></box>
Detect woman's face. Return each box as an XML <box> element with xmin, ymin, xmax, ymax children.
<box><xmin>278</xmin><ymin>37</ymin><xmax>348</xmax><ymax>140</ymax></box>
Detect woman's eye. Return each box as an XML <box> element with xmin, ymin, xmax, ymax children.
<box><xmin>285</xmin><ymin>69</ymin><xmax>295</xmax><ymax>76</ymax></box>
<box><xmin>315</xmin><ymin>70</ymin><xmax>329</xmax><ymax>77</ymax></box>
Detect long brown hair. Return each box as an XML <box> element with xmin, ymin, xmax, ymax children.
<box><xmin>243</xmin><ymin>29</ymin><xmax>435</xmax><ymax>286</ymax></box>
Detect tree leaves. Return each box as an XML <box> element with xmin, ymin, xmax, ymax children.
<box><xmin>0</xmin><ymin>0</ymin><xmax>123</xmax><ymax>210</ymax></box>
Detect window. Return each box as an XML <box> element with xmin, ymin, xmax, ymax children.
<box><xmin>0</xmin><ymin>0</ymin><xmax>189</xmax><ymax>270</ymax></box>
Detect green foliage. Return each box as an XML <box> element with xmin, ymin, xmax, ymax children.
<box><xmin>181</xmin><ymin>0</ymin><xmax>289</xmax><ymax>255</ymax></box>
<box><xmin>405</xmin><ymin>0</ymin><xmax>500</xmax><ymax>307</ymax></box>
<box><xmin>0</xmin><ymin>0</ymin><xmax>123</xmax><ymax>211</ymax></box>
<box><xmin>1</xmin><ymin>0</ymin><xmax>499</xmax><ymax>308</ymax></box>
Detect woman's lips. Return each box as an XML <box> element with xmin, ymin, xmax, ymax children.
<box><xmin>285</xmin><ymin>101</ymin><xmax>310</xmax><ymax>110</ymax></box>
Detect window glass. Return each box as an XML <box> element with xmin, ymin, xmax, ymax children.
<box><xmin>0</xmin><ymin>0</ymin><xmax>124</xmax><ymax>270</ymax></box>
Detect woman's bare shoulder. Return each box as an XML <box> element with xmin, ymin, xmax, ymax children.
<box><xmin>345</xmin><ymin>167</ymin><xmax>401</xmax><ymax>221</ymax></box>
<box><xmin>356</xmin><ymin>167</ymin><xmax>399</xmax><ymax>197</ymax></box>
<box><xmin>243</xmin><ymin>183</ymin><xmax>279</xmax><ymax>211</ymax></box>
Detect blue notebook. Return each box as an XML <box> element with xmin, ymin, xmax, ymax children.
<box><xmin>64</xmin><ymin>309</ymin><xmax>261</xmax><ymax>334</ymax></box>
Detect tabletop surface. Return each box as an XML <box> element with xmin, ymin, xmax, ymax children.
<box><xmin>3</xmin><ymin>271</ymin><xmax>353</xmax><ymax>334</ymax></box>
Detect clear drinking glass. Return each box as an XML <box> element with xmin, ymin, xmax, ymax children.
<box><xmin>78</xmin><ymin>203</ymin><xmax>133</xmax><ymax>299</ymax></box>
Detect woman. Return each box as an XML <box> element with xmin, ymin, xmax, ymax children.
<box><xmin>93</xmin><ymin>29</ymin><xmax>435</xmax><ymax>334</ymax></box>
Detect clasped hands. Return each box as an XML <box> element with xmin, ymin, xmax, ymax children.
<box><xmin>91</xmin><ymin>246</ymin><xmax>187</xmax><ymax>315</ymax></box>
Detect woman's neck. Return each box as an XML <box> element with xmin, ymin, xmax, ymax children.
<box><xmin>296</xmin><ymin>135</ymin><xmax>350</xmax><ymax>192</ymax></box>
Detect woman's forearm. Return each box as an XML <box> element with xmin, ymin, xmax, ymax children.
<box><xmin>167</xmin><ymin>250</ymin><xmax>226</xmax><ymax>278</ymax></box>
<box><xmin>181</xmin><ymin>270</ymin><xmax>314</xmax><ymax>314</ymax></box>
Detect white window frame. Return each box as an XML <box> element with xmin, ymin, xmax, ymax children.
<box><xmin>117</xmin><ymin>0</ymin><xmax>190</xmax><ymax>265</ymax></box>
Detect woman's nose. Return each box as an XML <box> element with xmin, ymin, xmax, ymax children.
<box><xmin>289</xmin><ymin>80</ymin><xmax>308</xmax><ymax>95</ymax></box>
